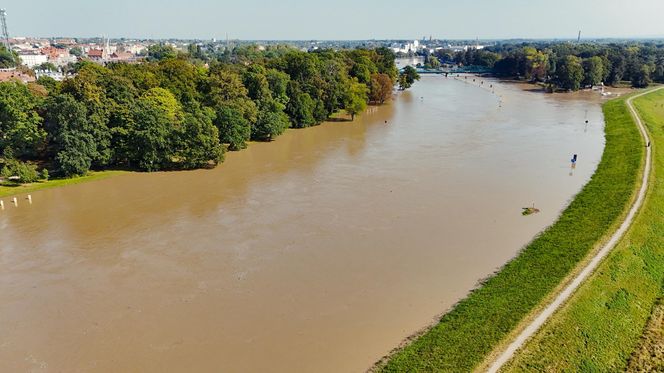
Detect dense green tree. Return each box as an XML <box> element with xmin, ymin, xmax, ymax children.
<box><xmin>69</xmin><ymin>46</ymin><xmax>83</xmax><ymax>57</ymax></box>
<box><xmin>272</xmin><ymin>51</ymin><xmax>329</xmax><ymax>123</ymax></box>
<box><xmin>1</xmin><ymin>157</ymin><xmax>40</xmax><ymax>183</ymax></box>
<box><xmin>175</xmin><ymin>106</ymin><xmax>223</xmax><ymax>168</ymax></box>
<box><xmin>606</xmin><ymin>51</ymin><xmax>626</xmax><ymax>85</ymax></box>
<box><xmin>349</xmin><ymin>54</ymin><xmax>377</xmax><ymax>84</ymax></box>
<box><xmin>242</xmin><ymin>64</ymin><xmax>271</xmax><ymax>102</ymax></box>
<box><xmin>241</xmin><ymin>65</ymin><xmax>291</xmax><ymax>140</ymax></box>
<box><xmin>35</xmin><ymin>62</ymin><xmax>58</xmax><ymax>72</ymax></box>
<box><xmin>653</xmin><ymin>55</ymin><xmax>664</xmax><ymax>83</ymax></box>
<box><xmin>344</xmin><ymin>79</ymin><xmax>369</xmax><ymax>121</ymax></box>
<box><xmin>493</xmin><ymin>54</ymin><xmax>522</xmax><ymax>76</ymax></box>
<box><xmin>127</xmin><ymin>89</ymin><xmax>181</xmax><ymax>171</ymax></box>
<box><xmin>215</xmin><ymin>105</ymin><xmax>251</xmax><ymax>150</ymax></box>
<box><xmin>583</xmin><ymin>56</ymin><xmax>605</xmax><ymax>86</ymax></box>
<box><xmin>425</xmin><ymin>55</ymin><xmax>441</xmax><ymax>69</ymax></box>
<box><xmin>0</xmin><ymin>45</ymin><xmax>16</xmax><ymax>68</ymax></box>
<box><xmin>253</xmin><ymin>98</ymin><xmax>290</xmax><ymax>141</ymax></box>
<box><xmin>147</xmin><ymin>44</ymin><xmax>178</xmax><ymax>62</ymax></box>
<box><xmin>265</xmin><ymin>68</ymin><xmax>290</xmax><ymax>105</ymax></box>
<box><xmin>486</xmin><ymin>42</ymin><xmax>664</xmax><ymax>89</ymax></box>
<box><xmin>373</xmin><ymin>47</ymin><xmax>399</xmax><ymax>81</ymax></box>
<box><xmin>285</xmin><ymin>82</ymin><xmax>316</xmax><ymax>128</ymax></box>
<box><xmin>44</xmin><ymin>94</ymin><xmax>102</xmax><ymax>176</ymax></box>
<box><xmin>155</xmin><ymin>58</ymin><xmax>204</xmax><ymax>105</ymax></box>
<box><xmin>0</xmin><ymin>82</ymin><xmax>46</xmax><ymax>157</ymax></box>
<box><xmin>556</xmin><ymin>55</ymin><xmax>584</xmax><ymax>91</ymax></box>
<box><xmin>206</xmin><ymin>67</ymin><xmax>257</xmax><ymax>122</ymax></box>
<box><xmin>632</xmin><ymin>64</ymin><xmax>653</xmax><ymax>88</ymax></box>
<box><xmin>523</xmin><ymin>47</ymin><xmax>549</xmax><ymax>81</ymax></box>
<box><xmin>35</xmin><ymin>76</ymin><xmax>60</xmax><ymax>95</ymax></box>
<box><xmin>141</xmin><ymin>87</ymin><xmax>183</xmax><ymax>122</ymax></box>
<box><xmin>315</xmin><ymin>52</ymin><xmax>350</xmax><ymax>120</ymax></box>
<box><xmin>59</xmin><ymin>63</ymin><xmax>112</xmax><ymax>166</ymax></box>
<box><xmin>207</xmin><ymin>67</ymin><xmax>257</xmax><ymax>148</ymax></box>
<box><xmin>398</xmin><ymin>66</ymin><xmax>420</xmax><ymax>90</ymax></box>
<box><xmin>108</xmin><ymin>62</ymin><xmax>159</xmax><ymax>92</ymax></box>
<box><xmin>187</xmin><ymin>43</ymin><xmax>207</xmax><ymax>62</ymax></box>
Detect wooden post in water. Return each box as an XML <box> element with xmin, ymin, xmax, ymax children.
<box><xmin>0</xmin><ymin>200</ymin><xmax>4</xmax><ymax>210</ymax></box>
<box><xmin>27</xmin><ymin>195</ymin><xmax>32</xmax><ymax>204</ymax></box>
<box><xmin>12</xmin><ymin>197</ymin><xmax>17</xmax><ymax>206</ymax></box>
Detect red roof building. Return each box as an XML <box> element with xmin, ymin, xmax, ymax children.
<box><xmin>87</xmin><ymin>49</ymin><xmax>104</xmax><ymax>59</ymax></box>
<box><xmin>110</xmin><ymin>51</ymin><xmax>134</xmax><ymax>61</ymax></box>
<box><xmin>41</xmin><ymin>46</ymin><xmax>70</xmax><ymax>60</ymax></box>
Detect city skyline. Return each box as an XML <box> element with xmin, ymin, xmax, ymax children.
<box><xmin>6</xmin><ymin>0</ymin><xmax>664</xmax><ymax>40</ymax></box>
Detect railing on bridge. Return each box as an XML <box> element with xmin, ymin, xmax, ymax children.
<box><xmin>400</xmin><ymin>65</ymin><xmax>492</xmax><ymax>75</ymax></box>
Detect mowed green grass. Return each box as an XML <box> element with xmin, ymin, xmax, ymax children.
<box><xmin>0</xmin><ymin>170</ymin><xmax>127</xmax><ymax>199</ymax></box>
<box><xmin>378</xmin><ymin>95</ymin><xmax>644</xmax><ymax>372</ymax></box>
<box><xmin>627</xmin><ymin>297</ymin><xmax>664</xmax><ymax>372</ymax></box>
<box><xmin>504</xmin><ymin>88</ymin><xmax>664</xmax><ymax>371</ymax></box>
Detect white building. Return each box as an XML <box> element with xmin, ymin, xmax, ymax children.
<box><xmin>121</xmin><ymin>44</ymin><xmax>146</xmax><ymax>55</ymax></box>
<box><xmin>18</xmin><ymin>53</ymin><xmax>48</xmax><ymax>68</ymax></box>
<box><xmin>391</xmin><ymin>40</ymin><xmax>426</xmax><ymax>54</ymax></box>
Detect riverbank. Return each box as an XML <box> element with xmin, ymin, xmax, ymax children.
<box><xmin>502</xmin><ymin>87</ymin><xmax>664</xmax><ymax>371</ymax></box>
<box><xmin>0</xmin><ymin>170</ymin><xmax>127</xmax><ymax>199</ymax></box>
<box><xmin>375</xmin><ymin>87</ymin><xmax>644</xmax><ymax>371</ymax></box>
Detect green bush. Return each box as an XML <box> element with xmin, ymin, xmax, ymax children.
<box><xmin>1</xmin><ymin>158</ymin><xmax>40</xmax><ymax>183</ymax></box>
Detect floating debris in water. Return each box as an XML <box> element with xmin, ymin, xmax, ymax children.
<box><xmin>522</xmin><ymin>205</ymin><xmax>541</xmax><ymax>216</ymax></box>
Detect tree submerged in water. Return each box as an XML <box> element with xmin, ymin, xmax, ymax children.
<box><xmin>398</xmin><ymin>66</ymin><xmax>420</xmax><ymax>91</ymax></box>
<box><xmin>0</xmin><ymin>45</ymin><xmax>412</xmax><ymax>178</ymax></box>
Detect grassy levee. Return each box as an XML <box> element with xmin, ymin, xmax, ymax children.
<box><xmin>627</xmin><ymin>297</ymin><xmax>664</xmax><ymax>372</ymax></box>
<box><xmin>503</xmin><ymin>88</ymin><xmax>664</xmax><ymax>372</ymax></box>
<box><xmin>0</xmin><ymin>170</ymin><xmax>126</xmax><ymax>199</ymax></box>
<box><xmin>377</xmin><ymin>95</ymin><xmax>643</xmax><ymax>372</ymax></box>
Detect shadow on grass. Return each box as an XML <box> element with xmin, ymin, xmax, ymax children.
<box><xmin>0</xmin><ymin>182</ymin><xmax>22</xmax><ymax>188</ymax></box>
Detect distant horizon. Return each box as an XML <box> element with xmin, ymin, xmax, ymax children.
<box><xmin>5</xmin><ymin>0</ymin><xmax>664</xmax><ymax>41</ymax></box>
<box><xmin>10</xmin><ymin>36</ymin><xmax>664</xmax><ymax>43</ymax></box>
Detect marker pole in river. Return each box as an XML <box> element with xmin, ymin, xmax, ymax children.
<box><xmin>0</xmin><ymin>200</ymin><xmax>4</xmax><ymax>210</ymax></box>
<box><xmin>27</xmin><ymin>195</ymin><xmax>32</xmax><ymax>204</ymax></box>
<box><xmin>12</xmin><ymin>197</ymin><xmax>17</xmax><ymax>206</ymax></box>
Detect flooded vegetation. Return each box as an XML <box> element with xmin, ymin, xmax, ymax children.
<box><xmin>0</xmin><ymin>76</ymin><xmax>608</xmax><ymax>372</ymax></box>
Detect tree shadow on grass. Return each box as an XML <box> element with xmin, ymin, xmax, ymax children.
<box><xmin>0</xmin><ymin>182</ymin><xmax>21</xmax><ymax>188</ymax></box>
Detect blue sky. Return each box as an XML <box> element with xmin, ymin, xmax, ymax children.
<box><xmin>8</xmin><ymin>0</ymin><xmax>664</xmax><ymax>40</ymax></box>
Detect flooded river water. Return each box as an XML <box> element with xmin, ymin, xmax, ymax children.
<box><xmin>0</xmin><ymin>76</ymin><xmax>607</xmax><ymax>372</ymax></box>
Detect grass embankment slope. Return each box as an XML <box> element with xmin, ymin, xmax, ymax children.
<box><xmin>377</xmin><ymin>95</ymin><xmax>644</xmax><ymax>372</ymax></box>
<box><xmin>504</xmin><ymin>88</ymin><xmax>664</xmax><ymax>372</ymax></box>
<box><xmin>627</xmin><ymin>298</ymin><xmax>664</xmax><ymax>372</ymax></box>
<box><xmin>0</xmin><ymin>170</ymin><xmax>126</xmax><ymax>199</ymax></box>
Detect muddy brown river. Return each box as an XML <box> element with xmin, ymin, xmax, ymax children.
<box><xmin>1</xmin><ymin>76</ymin><xmax>607</xmax><ymax>372</ymax></box>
